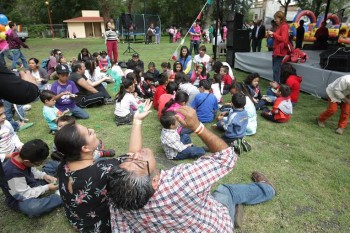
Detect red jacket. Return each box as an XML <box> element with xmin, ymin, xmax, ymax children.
<box><xmin>285</xmin><ymin>75</ymin><xmax>302</xmax><ymax>103</ymax></box>
<box><xmin>272</xmin><ymin>22</ymin><xmax>290</xmax><ymax>57</ymax></box>
<box><xmin>153</xmin><ymin>85</ymin><xmax>167</xmax><ymax>110</ymax></box>
<box><xmin>221</xmin><ymin>74</ymin><xmax>233</xmax><ymax>86</ymax></box>
<box><xmin>273</xmin><ymin>96</ymin><xmax>292</xmax><ymax>123</ymax></box>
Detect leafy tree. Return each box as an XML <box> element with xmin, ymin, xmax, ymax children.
<box><xmin>296</xmin><ymin>0</ymin><xmax>348</xmax><ymax>18</ymax></box>
<box><xmin>277</xmin><ymin>0</ymin><xmax>291</xmax><ymax>16</ymax></box>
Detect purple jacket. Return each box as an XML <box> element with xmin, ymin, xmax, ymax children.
<box><xmin>6</xmin><ymin>30</ymin><xmax>27</xmax><ymax>49</ymax></box>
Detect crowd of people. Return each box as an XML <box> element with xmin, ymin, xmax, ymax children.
<box><xmin>0</xmin><ymin>12</ymin><xmax>349</xmax><ymax>233</ymax></box>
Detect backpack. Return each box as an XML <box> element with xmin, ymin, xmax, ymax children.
<box><xmin>41</xmin><ymin>58</ymin><xmax>50</xmax><ymax>71</ymax></box>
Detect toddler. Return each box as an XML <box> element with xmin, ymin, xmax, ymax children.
<box><xmin>40</xmin><ymin>90</ymin><xmax>69</xmax><ymax>133</ymax></box>
<box><xmin>160</xmin><ymin>111</ymin><xmax>205</xmax><ymax>160</ymax></box>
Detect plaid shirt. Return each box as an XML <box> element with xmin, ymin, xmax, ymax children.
<box><xmin>110</xmin><ymin>147</ymin><xmax>237</xmax><ymax>232</ymax></box>
<box><xmin>160</xmin><ymin>128</ymin><xmax>187</xmax><ymax>159</ymax></box>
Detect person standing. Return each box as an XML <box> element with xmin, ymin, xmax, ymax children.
<box><xmin>155</xmin><ymin>25</ymin><xmax>160</xmax><ymax>44</ymax></box>
<box><xmin>268</xmin><ymin>11</ymin><xmax>289</xmax><ymax>83</ymax></box>
<box><xmin>105</xmin><ymin>21</ymin><xmax>119</xmax><ymax>63</ymax></box>
<box><xmin>6</xmin><ymin>22</ymin><xmax>29</xmax><ymax>71</ymax></box>
<box><xmin>146</xmin><ymin>23</ymin><xmax>155</xmax><ymax>44</ymax></box>
<box><xmin>251</xmin><ymin>19</ymin><xmax>266</xmax><ymax>52</ymax></box>
<box><xmin>295</xmin><ymin>20</ymin><xmax>305</xmax><ymax>49</ymax></box>
<box><xmin>317</xmin><ymin>75</ymin><xmax>350</xmax><ymax>135</ymax></box>
<box><xmin>168</xmin><ymin>26</ymin><xmax>174</xmax><ymax>43</ymax></box>
<box><xmin>314</xmin><ymin>22</ymin><xmax>329</xmax><ymax>50</ymax></box>
<box><xmin>189</xmin><ymin>22</ymin><xmax>201</xmax><ymax>55</ymax></box>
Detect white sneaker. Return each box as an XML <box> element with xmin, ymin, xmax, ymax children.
<box><xmin>23</xmin><ymin>104</ymin><xmax>32</xmax><ymax>111</ymax></box>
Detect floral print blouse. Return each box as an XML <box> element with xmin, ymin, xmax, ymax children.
<box><xmin>58</xmin><ymin>159</ymin><xmax>120</xmax><ymax>233</ymax></box>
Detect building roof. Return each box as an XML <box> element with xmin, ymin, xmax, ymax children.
<box><xmin>63</xmin><ymin>17</ymin><xmax>104</xmax><ymax>23</ymax></box>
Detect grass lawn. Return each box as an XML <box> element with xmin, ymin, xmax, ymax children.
<box><xmin>1</xmin><ymin>37</ymin><xmax>349</xmax><ymax>233</ymax></box>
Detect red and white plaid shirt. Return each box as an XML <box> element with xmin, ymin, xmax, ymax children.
<box><xmin>110</xmin><ymin>147</ymin><xmax>237</xmax><ymax>232</ymax></box>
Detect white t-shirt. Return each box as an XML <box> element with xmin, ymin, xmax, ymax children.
<box><xmin>193</xmin><ymin>54</ymin><xmax>211</xmax><ymax>72</ymax></box>
<box><xmin>211</xmin><ymin>82</ymin><xmax>224</xmax><ymax>102</ymax></box>
<box><xmin>31</xmin><ymin>70</ymin><xmax>41</xmax><ymax>83</ymax></box>
<box><xmin>0</xmin><ymin>120</ymin><xmax>23</xmax><ymax>162</ymax></box>
<box><xmin>244</xmin><ymin>96</ymin><xmax>257</xmax><ymax>136</ymax></box>
<box><xmin>114</xmin><ymin>93</ymin><xmax>139</xmax><ymax>117</ymax></box>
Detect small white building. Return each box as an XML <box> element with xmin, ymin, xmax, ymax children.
<box><xmin>64</xmin><ymin>10</ymin><xmax>105</xmax><ymax>38</ymax></box>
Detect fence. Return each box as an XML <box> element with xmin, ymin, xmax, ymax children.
<box><xmin>27</xmin><ymin>24</ymin><xmax>68</xmax><ymax>38</ymax></box>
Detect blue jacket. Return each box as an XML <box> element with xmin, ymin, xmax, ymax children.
<box><xmin>222</xmin><ymin>108</ymin><xmax>248</xmax><ymax>139</ymax></box>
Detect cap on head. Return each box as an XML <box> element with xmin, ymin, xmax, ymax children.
<box><xmin>56</xmin><ymin>64</ymin><xmax>69</xmax><ymax>74</ymax></box>
<box><xmin>132</xmin><ymin>53</ymin><xmax>139</xmax><ymax>58</ymax></box>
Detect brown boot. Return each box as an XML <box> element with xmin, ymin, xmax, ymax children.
<box><xmin>234</xmin><ymin>204</ymin><xmax>244</xmax><ymax>228</ymax></box>
<box><xmin>251</xmin><ymin>171</ymin><xmax>276</xmax><ymax>194</ymax></box>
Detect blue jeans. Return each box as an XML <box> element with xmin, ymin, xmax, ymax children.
<box><xmin>17</xmin><ymin>162</ymin><xmax>62</xmax><ymax>217</ymax></box>
<box><xmin>272</xmin><ymin>56</ymin><xmax>283</xmax><ymax>83</ymax></box>
<box><xmin>174</xmin><ymin>134</ymin><xmax>205</xmax><ymax>160</ymax></box>
<box><xmin>11</xmin><ymin>49</ymin><xmax>28</xmax><ymax>70</ymax></box>
<box><xmin>0</xmin><ymin>49</ymin><xmax>21</xmax><ymax>67</ymax></box>
<box><xmin>189</xmin><ymin>40</ymin><xmax>200</xmax><ymax>55</ymax></box>
<box><xmin>212</xmin><ymin>183</ymin><xmax>275</xmax><ymax>224</ymax></box>
<box><xmin>70</xmin><ymin>105</ymin><xmax>89</xmax><ymax>119</ymax></box>
<box><xmin>180</xmin><ymin>127</ymin><xmax>193</xmax><ymax>136</ymax></box>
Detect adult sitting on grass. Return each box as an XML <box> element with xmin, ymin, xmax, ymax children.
<box><xmin>108</xmin><ymin>105</ymin><xmax>276</xmax><ymax>232</ymax></box>
<box><xmin>54</xmin><ymin>100</ymin><xmax>152</xmax><ymax>233</ymax></box>
<box><xmin>69</xmin><ymin>61</ymin><xmax>114</xmax><ymax>107</ymax></box>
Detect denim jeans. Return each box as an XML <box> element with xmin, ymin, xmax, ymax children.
<box><xmin>174</xmin><ymin>134</ymin><xmax>205</xmax><ymax>160</ymax></box>
<box><xmin>212</xmin><ymin>182</ymin><xmax>275</xmax><ymax>225</ymax></box>
<box><xmin>189</xmin><ymin>40</ymin><xmax>200</xmax><ymax>55</ymax></box>
<box><xmin>0</xmin><ymin>49</ymin><xmax>21</xmax><ymax>67</ymax></box>
<box><xmin>11</xmin><ymin>49</ymin><xmax>28</xmax><ymax>70</ymax></box>
<box><xmin>272</xmin><ymin>56</ymin><xmax>283</xmax><ymax>83</ymax></box>
<box><xmin>70</xmin><ymin>105</ymin><xmax>89</xmax><ymax>119</ymax></box>
<box><xmin>17</xmin><ymin>161</ymin><xmax>62</xmax><ymax>217</ymax></box>
<box><xmin>3</xmin><ymin>100</ymin><xmax>25</xmax><ymax>122</ymax></box>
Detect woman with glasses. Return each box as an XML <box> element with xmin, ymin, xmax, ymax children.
<box><xmin>54</xmin><ymin>100</ymin><xmax>152</xmax><ymax>233</ymax></box>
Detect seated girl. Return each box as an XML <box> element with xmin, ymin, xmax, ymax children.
<box><xmin>190</xmin><ymin>63</ymin><xmax>207</xmax><ymax>87</ymax></box>
<box><xmin>243</xmin><ymin>73</ymin><xmax>266</xmax><ymax>110</ymax></box>
<box><xmin>114</xmin><ymin>74</ymin><xmax>140</xmax><ymax>126</ymax></box>
<box><xmin>98</xmin><ymin>51</ymin><xmax>111</xmax><ymax>72</ymax></box>
<box><xmin>211</xmin><ymin>74</ymin><xmax>224</xmax><ymax>103</ymax></box>
<box><xmin>27</xmin><ymin>58</ymin><xmax>49</xmax><ymax>91</ymax></box>
<box><xmin>169</xmin><ymin>61</ymin><xmax>183</xmax><ymax>82</ymax></box>
<box><xmin>266</xmin><ymin>63</ymin><xmax>302</xmax><ymax>106</ymax></box>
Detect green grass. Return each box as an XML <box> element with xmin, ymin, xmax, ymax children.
<box><xmin>1</xmin><ymin>37</ymin><xmax>350</xmax><ymax>233</ymax></box>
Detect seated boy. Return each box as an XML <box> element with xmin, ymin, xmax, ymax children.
<box><xmin>0</xmin><ymin>139</ymin><xmax>62</xmax><ymax>217</ymax></box>
<box><xmin>138</xmin><ymin>73</ymin><xmax>155</xmax><ymax>99</ymax></box>
<box><xmin>261</xmin><ymin>84</ymin><xmax>293</xmax><ymax>123</ymax></box>
<box><xmin>191</xmin><ymin>80</ymin><xmax>218</xmax><ymax>123</ymax></box>
<box><xmin>40</xmin><ymin>90</ymin><xmax>70</xmax><ymax>133</ymax></box>
<box><xmin>220</xmin><ymin>65</ymin><xmax>234</xmax><ymax>94</ymax></box>
<box><xmin>0</xmin><ymin>101</ymin><xmax>23</xmax><ymax>163</ymax></box>
<box><xmin>160</xmin><ymin>111</ymin><xmax>205</xmax><ymax>160</ymax></box>
<box><xmin>216</xmin><ymin>93</ymin><xmax>248</xmax><ymax>142</ymax></box>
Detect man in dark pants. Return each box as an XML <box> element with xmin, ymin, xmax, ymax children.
<box><xmin>296</xmin><ymin>20</ymin><xmax>305</xmax><ymax>49</ymax></box>
<box><xmin>251</xmin><ymin>19</ymin><xmax>266</xmax><ymax>52</ymax></box>
<box><xmin>69</xmin><ymin>61</ymin><xmax>113</xmax><ymax>108</ymax></box>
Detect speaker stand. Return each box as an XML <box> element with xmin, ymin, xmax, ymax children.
<box><xmin>123</xmin><ymin>28</ymin><xmax>137</xmax><ymax>54</ymax></box>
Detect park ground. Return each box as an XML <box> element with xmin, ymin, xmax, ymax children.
<box><xmin>0</xmin><ymin>37</ymin><xmax>350</xmax><ymax>233</ymax></box>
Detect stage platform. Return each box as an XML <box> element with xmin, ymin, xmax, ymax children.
<box><xmin>234</xmin><ymin>50</ymin><xmax>348</xmax><ymax>98</ymax></box>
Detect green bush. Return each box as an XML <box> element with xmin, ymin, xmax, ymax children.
<box><xmin>27</xmin><ymin>25</ymin><xmax>47</xmax><ymax>38</ymax></box>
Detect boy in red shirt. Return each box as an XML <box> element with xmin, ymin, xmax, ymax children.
<box><xmin>153</xmin><ymin>74</ymin><xmax>168</xmax><ymax>110</ymax></box>
<box><xmin>261</xmin><ymin>84</ymin><xmax>293</xmax><ymax>123</ymax></box>
<box><xmin>220</xmin><ymin>65</ymin><xmax>234</xmax><ymax>94</ymax></box>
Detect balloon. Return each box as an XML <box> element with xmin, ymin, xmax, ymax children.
<box><xmin>0</xmin><ymin>32</ymin><xmax>6</xmax><ymax>40</ymax></box>
<box><xmin>0</xmin><ymin>24</ymin><xmax>5</xmax><ymax>32</ymax></box>
<box><xmin>0</xmin><ymin>14</ymin><xmax>8</xmax><ymax>26</ymax></box>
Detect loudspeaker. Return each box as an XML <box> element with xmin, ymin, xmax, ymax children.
<box><xmin>226</xmin><ymin>49</ymin><xmax>235</xmax><ymax>67</ymax></box>
<box><xmin>320</xmin><ymin>47</ymin><xmax>350</xmax><ymax>72</ymax></box>
<box><xmin>233</xmin><ymin>13</ymin><xmax>243</xmax><ymax>31</ymax></box>
<box><xmin>121</xmin><ymin>13</ymin><xmax>133</xmax><ymax>29</ymax></box>
<box><xmin>228</xmin><ymin>29</ymin><xmax>250</xmax><ymax>52</ymax></box>
<box><xmin>226</xmin><ymin>21</ymin><xmax>234</xmax><ymax>47</ymax></box>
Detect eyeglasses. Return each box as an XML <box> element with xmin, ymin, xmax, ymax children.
<box><xmin>118</xmin><ymin>154</ymin><xmax>150</xmax><ymax>177</ymax></box>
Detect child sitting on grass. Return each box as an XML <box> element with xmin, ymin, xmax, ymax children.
<box><xmin>160</xmin><ymin>111</ymin><xmax>205</xmax><ymax>160</ymax></box>
<box><xmin>153</xmin><ymin>74</ymin><xmax>168</xmax><ymax>110</ymax></box>
<box><xmin>244</xmin><ymin>73</ymin><xmax>266</xmax><ymax>110</ymax></box>
<box><xmin>0</xmin><ymin>139</ymin><xmax>62</xmax><ymax>217</ymax></box>
<box><xmin>0</xmin><ymin>101</ymin><xmax>23</xmax><ymax>163</ymax></box>
<box><xmin>190</xmin><ymin>62</ymin><xmax>207</xmax><ymax>87</ymax></box>
<box><xmin>40</xmin><ymin>90</ymin><xmax>70</xmax><ymax>134</ymax></box>
<box><xmin>191</xmin><ymin>80</ymin><xmax>218</xmax><ymax>123</ymax></box>
<box><xmin>220</xmin><ymin>65</ymin><xmax>233</xmax><ymax>94</ymax></box>
<box><xmin>115</xmin><ymin>75</ymin><xmax>140</xmax><ymax>126</ymax></box>
<box><xmin>261</xmin><ymin>84</ymin><xmax>293</xmax><ymax>123</ymax></box>
<box><xmin>216</xmin><ymin>93</ymin><xmax>248</xmax><ymax>143</ymax></box>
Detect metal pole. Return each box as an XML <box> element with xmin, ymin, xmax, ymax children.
<box><xmin>323</xmin><ymin>0</ymin><xmax>331</xmax><ymax>24</ymax></box>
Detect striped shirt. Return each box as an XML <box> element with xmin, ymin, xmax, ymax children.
<box><xmin>105</xmin><ymin>29</ymin><xmax>118</xmax><ymax>41</ymax></box>
<box><xmin>110</xmin><ymin>147</ymin><xmax>237</xmax><ymax>232</ymax></box>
